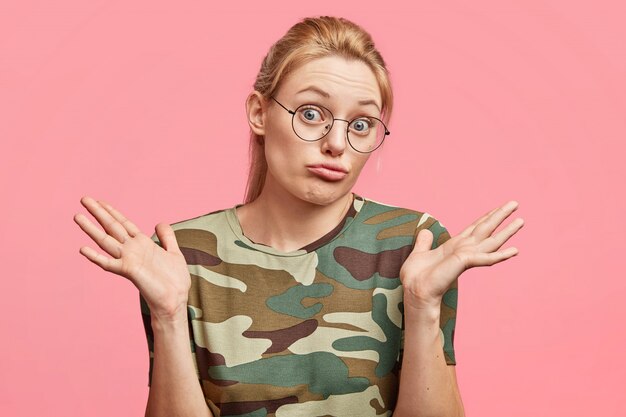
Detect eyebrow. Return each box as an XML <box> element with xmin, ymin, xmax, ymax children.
<box><xmin>295</xmin><ymin>86</ymin><xmax>381</xmax><ymax>113</ymax></box>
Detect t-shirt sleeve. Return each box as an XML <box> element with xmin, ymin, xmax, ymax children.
<box><xmin>139</xmin><ymin>231</ymin><xmax>201</xmax><ymax>387</ymax></box>
<box><xmin>399</xmin><ymin>216</ymin><xmax>459</xmax><ymax>367</ymax></box>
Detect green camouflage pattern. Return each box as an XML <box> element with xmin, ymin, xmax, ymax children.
<box><xmin>140</xmin><ymin>193</ymin><xmax>458</xmax><ymax>416</ymax></box>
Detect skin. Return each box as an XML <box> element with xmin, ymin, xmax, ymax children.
<box><xmin>238</xmin><ymin>55</ymin><xmax>380</xmax><ymax>252</ymax></box>
<box><xmin>73</xmin><ymin>55</ymin><xmax>524</xmax><ymax>417</ymax></box>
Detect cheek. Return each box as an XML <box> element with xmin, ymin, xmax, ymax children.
<box><xmin>351</xmin><ymin>154</ymin><xmax>371</xmax><ymax>174</ymax></box>
<box><xmin>264</xmin><ymin>126</ymin><xmax>302</xmax><ymax>171</ymax></box>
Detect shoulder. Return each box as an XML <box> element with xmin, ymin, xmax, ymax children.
<box><xmin>148</xmin><ymin>206</ymin><xmax>232</xmax><ymax>245</ymax></box>
<box><xmin>359</xmin><ymin>195</ymin><xmax>448</xmax><ymax>232</ymax></box>
<box><xmin>356</xmin><ymin>195</ymin><xmax>451</xmax><ymax>250</ymax></box>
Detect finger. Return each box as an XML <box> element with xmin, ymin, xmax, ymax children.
<box><xmin>155</xmin><ymin>223</ymin><xmax>182</xmax><ymax>254</ymax></box>
<box><xmin>466</xmin><ymin>246</ymin><xmax>519</xmax><ymax>268</ymax></box>
<box><xmin>458</xmin><ymin>205</ymin><xmax>501</xmax><ymax>238</ymax></box>
<box><xmin>98</xmin><ymin>199</ymin><xmax>142</xmax><ymax>238</ymax></box>
<box><xmin>411</xmin><ymin>228</ymin><xmax>434</xmax><ymax>253</ymax></box>
<box><xmin>74</xmin><ymin>213</ymin><xmax>123</xmax><ymax>258</ymax></box>
<box><xmin>471</xmin><ymin>200</ymin><xmax>519</xmax><ymax>240</ymax></box>
<box><xmin>78</xmin><ymin>245</ymin><xmax>123</xmax><ymax>274</ymax></box>
<box><xmin>80</xmin><ymin>196</ymin><xmax>130</xmax><ymax>243</ymax></box>
<box><xmin>480</xmin><ymin>217</ymin><xmax>524</xmax><ymax>253</ymax></box>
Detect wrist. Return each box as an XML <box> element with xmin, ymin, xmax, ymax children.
<box><xmin>403</xmin><ymin>292</ymin><xmax>441</xmax><ymax>319</ymax></box>
<box><xmin>150</xmin><ymin>305</ymin><xmax>189</xmax><ymax>330</ymax></box>
<box><xmin>403</xmin><ymin>287</ymin><xmax>442</xmax><ymax>308</ymax></box>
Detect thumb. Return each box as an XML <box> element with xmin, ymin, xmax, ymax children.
<box><xmin>412</xmin><ymin>228</ymin><xmax>434</xmax><ymax>254</ymax></box>
<box><xmin>155</xmin><ymin>223</ymin><xmax>182</xmax><ymax>254</ymax></box>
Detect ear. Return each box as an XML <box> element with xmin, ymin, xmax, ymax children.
<box><xmin>246</xmin><ymin>91</ymin><xmax>268</xmax><ymax>136</ymax></box>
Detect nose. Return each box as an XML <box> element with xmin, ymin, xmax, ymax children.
<box><xmin>321</xmin><ymin>119</ymin><xmax>349</xmax><ymax>156</ymax></box>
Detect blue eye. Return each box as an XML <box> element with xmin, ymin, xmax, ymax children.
<box><xmin>350</xmin><ymin>119</ymin><xmax>372</xmax><ymax>134</ymax></box>
<box><xmin>304</xmin><ymin>109</ymin><xmax>318</xmax><ymax>120</ymax></box>
<box><xmin>298</xmin><ymin>105</ymin><xmax>325</xmax><ymax>123</ymax></box>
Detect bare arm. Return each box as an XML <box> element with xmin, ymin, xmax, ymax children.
<box><xmin>395</xmin><ymin>200</ymin><xmax>522</xmax><ymax>416</ymax></box>
<box><xmin>73</xmin><ymin>196</ymin><xmax>213</xmax><ymax>417</ymax></box>
<box><xmin>145</xmin><ymin>310</ymin><xmax>213</xmax><ymax>417</ymax></box>
<box><xmin>394</xmin><ymin>303</ymin><xmax>465</xmax><ymax>417</ymax></box>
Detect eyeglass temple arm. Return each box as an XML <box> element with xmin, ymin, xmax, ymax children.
<box><xmin>270</xmin><ymin>96</ymin><xmax>295</xmax><ymax>115</ymax></box>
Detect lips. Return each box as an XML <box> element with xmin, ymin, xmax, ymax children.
<box><xmin>306</xmin><ymin>164</ymin><xmax>348</xmax><ymax>181</ymax></box>
<box><xmin>307</xmin><ymin>163</ymin><xmax>348</xmax><ymax>173</ymax></box>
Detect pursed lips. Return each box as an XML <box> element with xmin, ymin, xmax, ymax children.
<box><xmin>306</xmin><ymin>164</ymin><xmax>349</xmax><ymax>181</ymax></box>
<box><xmin>307</xmin><ymin>163</ymin><xmax>349</xmax><ymax>173</ymax></box>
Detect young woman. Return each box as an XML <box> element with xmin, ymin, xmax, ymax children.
<box><xmin>75</xmin><ymin>16</ymin><xmax>523</xmax><ymax>417</ymax></box>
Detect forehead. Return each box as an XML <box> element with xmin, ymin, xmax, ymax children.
<box><xmin>278</xmin><ymin>56</ymin><xmax>381</xmax><ymax>107</ymax></box>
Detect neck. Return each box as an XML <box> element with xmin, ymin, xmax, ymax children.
<box><xmin>237</xmin><ymin>175</ymin><xmax>354</xmax><ymax>252</ymax></box>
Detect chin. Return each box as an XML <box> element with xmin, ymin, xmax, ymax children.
<box><xmin>299</xmin><ymin>186</ymin><xmax>351</xmax><ymax>206</ymax></box>
<box><xmin>269</xmin><ymin>170</ymin><xmax>353</xmax><ymax>206</ymax></box>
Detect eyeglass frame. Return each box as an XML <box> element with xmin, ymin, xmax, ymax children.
<box><xmin>269</xmin><ymin>96</ymin><xmax>390</xmax><ymax>154</ymax></box>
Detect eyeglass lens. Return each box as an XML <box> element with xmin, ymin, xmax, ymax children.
<box><xmin>292</xmin><ymin>103</ymin><xmax>386</xmax><ymax>153</ymax></box>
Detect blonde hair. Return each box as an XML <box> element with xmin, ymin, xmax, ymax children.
<box><xmin>243</xmin><ymin>16</ymin><xmax>394</xmax><ymax>204</ymax></box>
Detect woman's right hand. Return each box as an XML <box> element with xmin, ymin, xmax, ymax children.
<box><xmin>74</xmin><ymin>196</ymin><xmax>191</xmax><ymax>322</ymax></box>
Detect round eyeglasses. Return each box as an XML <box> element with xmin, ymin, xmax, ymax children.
<box><xmin>270</xmin><ymin>96</ymin><xmax>390</xmax><ymax>153</ymax></box>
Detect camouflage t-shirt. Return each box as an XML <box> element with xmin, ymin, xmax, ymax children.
<box><xmin>140</xmin><ymin>192</ymin><xmax>458</xmax><ymax>417</ymax></box>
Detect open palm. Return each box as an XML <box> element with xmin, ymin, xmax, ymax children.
<box><xmin>74</xmin><ymin>196</ymin><xmax>191</xmax><ymax>321</ymax></box>
<box><xmin>400</xmin><ymin>200</ymin><xmax>524</xmax><ymax>308</ymax></box>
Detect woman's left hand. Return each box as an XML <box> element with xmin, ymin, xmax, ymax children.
<box><xmin>400</xmin><ymin>200</ymin><xmax>524</xmax><ymax>310</ymax></box>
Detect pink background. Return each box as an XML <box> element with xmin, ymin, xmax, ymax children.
<box><xmin>1</xmin><ymin>0</ymin><xmax>624</xmax><ymax>416</ymax></box>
